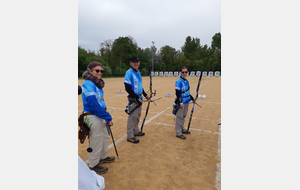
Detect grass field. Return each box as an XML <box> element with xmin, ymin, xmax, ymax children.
<box><xmin>78</xmin><ymin>75</ymin><xmax>221</xmax><ymax>190</ymax></box>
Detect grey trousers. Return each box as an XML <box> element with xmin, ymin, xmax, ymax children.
<box><xmin>86</xmin><ymin>115</ymin><xmax>110</xmax><ymax>168</ymax></box>
<box><xmin>127</xmin><ymin>105</ymin><xmax>142</xmax><ymax>139</ymax></box>
<box><xmin>175</xmin><ymin>103</ymin><xmax>189</xmax><ymax>136</ymax></box>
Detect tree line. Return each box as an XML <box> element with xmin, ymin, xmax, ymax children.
<box><xmin>78</xmin><ymin>33</ymin><xmax>221</xmax><ymax>77</ymax></box>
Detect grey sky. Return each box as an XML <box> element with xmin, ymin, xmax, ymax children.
<box><xmin>78</xmin><ymin>0</ymin><xmax>221</xmax><ymax>52</ymax></box>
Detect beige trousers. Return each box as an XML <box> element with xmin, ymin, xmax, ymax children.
<box><xmin>127</xmin><ymin>105</ymin><xmax>142</xmax><ymax>139</ymax></box>
<box><xmin>175</xmin><ymin>103</ymin><xmax>189</xmax><ymax>136</ymax></box>
<box><xmin>86</xmin><ymin>115</ymin><xmax>110</xmax><ymax>168</ymax></box>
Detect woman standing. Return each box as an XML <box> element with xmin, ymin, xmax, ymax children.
<box><xmin>81</xmin><ymin>61</ymin><xmax>115</xmax><ymax>174</ymax></box>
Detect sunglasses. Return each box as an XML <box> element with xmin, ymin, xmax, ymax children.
<box><xmin>182</xmin><ymin>71</ymin><xmax>188</xmax><ymax>74</ymax></box>
<box><xmin>94</xmin><ymin>69</ymin><xmax>104</xmax><ymax>73</ymax></box>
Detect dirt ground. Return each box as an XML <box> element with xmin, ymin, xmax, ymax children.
<box><xmin>78</xmin><ymin>75</ymin><xmax>221</xmax><ymax>190</ymax></box>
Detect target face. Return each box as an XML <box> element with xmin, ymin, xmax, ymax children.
<box><xmin>215</xmin><ymin>71</ymin><xmax>220</xmax><ymax>76</ymax></box>
<box><xmin>196</xmin><ymin>71</ymin><xmax>201</xmax><ymax>76</ymax></box>
<box><xmin>159</xmin><ymin>72</ymin><xmax>163</xmax><ymax>76</ymax></box>
<box><xmin>169</xmin><ymin>72</ymin><xmax>173</xmax><ymax>76</ymax></box>
<box><xmin>190</xmin><ymin>71</ymin><xmax>195</xmax><ymax>76</ymax></box>
<box><xmin>155</xmin><ymin>72</ymin><xmax>158</xmax><ymax>76</ymax></box>
<box><xmin>203</xmin><ymin>72</ymin><xmax>207</xmax><ymax>76</ymax></box>
<box><xmin>164</xmin><ymin>72</ymin><xmax>168</xmax><ymax>76</ymax></box>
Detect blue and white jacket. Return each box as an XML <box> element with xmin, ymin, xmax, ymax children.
<box><xmin>81</xmin><ymin>80</ymin><xmax>112</xmax><ymax>122</ymax></box>
<box><xmin>175</xmin><ymin>77</ymin><xmax>192</xmax><ymax>104</ymax></box>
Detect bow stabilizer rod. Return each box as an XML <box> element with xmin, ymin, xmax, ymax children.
<box><xmin>106</xmin><ymin>122</ymin><xmax>119</xmax><ymax>158</ymax></box>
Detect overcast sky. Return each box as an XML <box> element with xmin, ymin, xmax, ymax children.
<box><xmin>78</xmin><ymin>0</ymin><xmax>220</xmax><ymax>52</ymax></box>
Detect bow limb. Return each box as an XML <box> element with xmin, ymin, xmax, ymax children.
<box><xmin>140</xmin><ymin>63</ymin><xmax>152</xmax><ymax>132</ymax></box>
<box><xmin>187</xmin><ymin>68</ymin><xmax>203</xmax><ymax>131</ymax></box>
<box><xmin>140</xmin><ymin>100</ymin><xmax>150</xmax><ymax>132</ymax></box>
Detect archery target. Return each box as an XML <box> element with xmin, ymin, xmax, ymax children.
<box><xmin>190</xmin><ymin>71</ymin><xmax>195</xmax><ymax>76</ymax></box>
<box><xmin>215</xmin><ymin>71</ymin><xmax>220</xmax><ymax>76</ymax></box>
<box><xmin>155</xmin><ymin>72</ymin><xmax>158</xmax><ymax>76</ymax></box>
<box><xmin>196</xmin><ymin>71</ymin><xmax>201</xmax><ymax>76</ymax></box>
<box><xmin>164</xmin><ymin>72</ymin><xmax>168</xmax><ymax>76</ymax></box>
<box><xmin>208</xmin><ymin>71</ymin><xmax>213</xmax><ymax>76</ymax></box>
<box><xmin>151</xmin><ymin>72</ymin><xmax>154</xmax><ymax>76</ymax></box>
<box><xmin>159</xmin><ymin>72</ymin><xmax>163</xmax><ymax>76</ymax></box>
<box><xmin>203</xmin><ymin>71</ymin><xmax>207</xmax><ymax>76</ymax></box>
<box><xmin>174</xmin><ymin>72</ymin><xmax>178</xmax><ymax>76</ymax></box>
<box><xmin>169</xmin><ymin>72</ymin><xmax>173</xmax><ymax>76</ymax></box>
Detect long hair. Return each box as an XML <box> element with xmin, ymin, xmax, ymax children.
<box><xmin>82</xmin><ymin>68</ymin><xmax>92</xmax><ymax>79</ymax></box>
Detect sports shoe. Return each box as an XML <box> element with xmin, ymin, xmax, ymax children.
<box><xmin>176</xmin><ymin>134</ymin><xmax>186</xmax><ymax>139</ymax></box>
<box><xmin>127</xmin><ymin>137</ymin><xmax>139</xmax><ymax>143</ymax></box>
<box><xmin>99</xmin><ymin>156</ymin><xmax>115</xmax><ymax>164</ymax></box>
<box><xmin>134</xmin><ymin>131</ymin><xmax>145</xmax><ymax>136</ymax></box>
<box><xmin>90</xmin><ymin>165</ymin><xmax>108</xmax><ymax>174</ymax></box>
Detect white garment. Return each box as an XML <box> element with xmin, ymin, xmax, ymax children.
<box><xmin>78</xmin><ymin>155</ymin><xmax>105</xmax><ymax>190</ymax></box>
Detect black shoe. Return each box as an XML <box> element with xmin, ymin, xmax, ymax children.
<box><xmin>127</xmin><ymin>137</ymin><xmax>139</xmax><ymax>143</ymax></box>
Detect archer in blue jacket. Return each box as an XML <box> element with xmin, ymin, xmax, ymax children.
<box><xmin>124</xmin><ymin>56</ymin><xmax>150</xmax><ymax>144</ymax></box>
<box><xmin>81</xmin><ymin>62</ymin><xmax>115</xmax><ymax>175</ymax></box>
<box><xmin>174</xmin><ymin>67</ymin><xmax>194</xmax><ymax>139</ymax></box>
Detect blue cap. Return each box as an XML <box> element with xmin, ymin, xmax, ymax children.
<box><xmin>130</xmin><ymin>56</ymin><xmax>139</xmax><ymax>62</ymax></box>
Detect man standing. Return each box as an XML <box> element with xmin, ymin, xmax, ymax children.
<box><xmin>174</xmin><ymin>67</ymin><xmax>194</xmax><ymax>139</ymax></box>
<box><xmin>124</xmin><ymin>56</ymin><xmax>150</xmax><ymax>143</ymax></box>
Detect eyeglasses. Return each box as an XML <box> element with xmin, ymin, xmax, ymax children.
<box><xmin>95</xmin><ymin>69</ymin><xmax>104</xmax><ymax>73</ymax></box>
<box><xmin>182</xmin><ymin>71</ymin><xmax>188</xmax><ymax>74</ymax></box>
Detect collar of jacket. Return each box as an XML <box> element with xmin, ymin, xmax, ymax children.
<box><xmin>131</xmin><ymin>67</ymin><xmax>138</xmax><ymax>72</ymax></box>
<box><xmin>180</xmin><ymin>76</ymin><xmax>186</xmax><ymax>81</ymax></box>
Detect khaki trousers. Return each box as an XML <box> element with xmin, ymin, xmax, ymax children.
<box><xmin>127</xmin><ymin>105</ymin><xmax>142</xmax><ymax>139</ymax></box>
<box><xmin>175</xmin><ymin>103</ymin><xmax>189</xmax><ymax>136</ymax></box>
<box><xmin>86</xmin><ymin>115</ymin><xmax>110</xmax><ymax>168</ymax></box>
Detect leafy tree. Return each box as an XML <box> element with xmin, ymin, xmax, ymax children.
<box><xmin>213</xmin><ymin>49</ymin><xmax>221</xmax><ymax>71</ymax></box>
<box><xmin>100</xmin><ymin>39</ymin><xmax>113</xmax><ymax>57</ymax></box>
<box><xmin>102</xmin><ymin>65</ymin><xmax>112</xmax><ymax>76</ymax></box>
<box><xmin>211</xmin><ymin>33</ymin><xmax>221</xmax><ymax>71</ymax></box>
<box><xmin>115</xmin><ymin>66</ymin><xmax>127</xmax><ymax>77</ymax></box>
<box><xmin>172</xmin><ymin>51</ymin><xmax>185</xmax><ymax>71</ymax></box>
<box><xmin>140</xmin><ymin>68</ymin><xmax>147</xmax><ymax>76</ymax></box>
<box><xmin>90</xmin><ymin>56</ymin><xmax>106</xmax><ymax>65</ymax></box>
<box><xmin>181</xmin><ymin>36</ymin><xmax>201</xmax><ymax>61</ymax></box>
<box><xmin>136</xmin><ymin>47</ymin><xmax>151</xmax><ymax>75</ymax></box>
<box><xmin>159</xmin><ymin>45</ymin><xmax>176</xmax><ymax>71</ymax></box>
<box><xmin>211</xmin><ymin>32</ymin><xmax>221</xmax><ymax>50</ymax></box>
<box><xmin>78</xmin><ymin>47</ymin><xmax>90</xmax><ymax>77</ymax></box>
<box><xmin>79</xmin><ymin>33</ymin><xmax>221</xmax><ymax>77</ymax></box>
<box><xmin>110</xmin><ymin>36</ymin><xmax>138</xmax><ymax>74</ymax></box>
